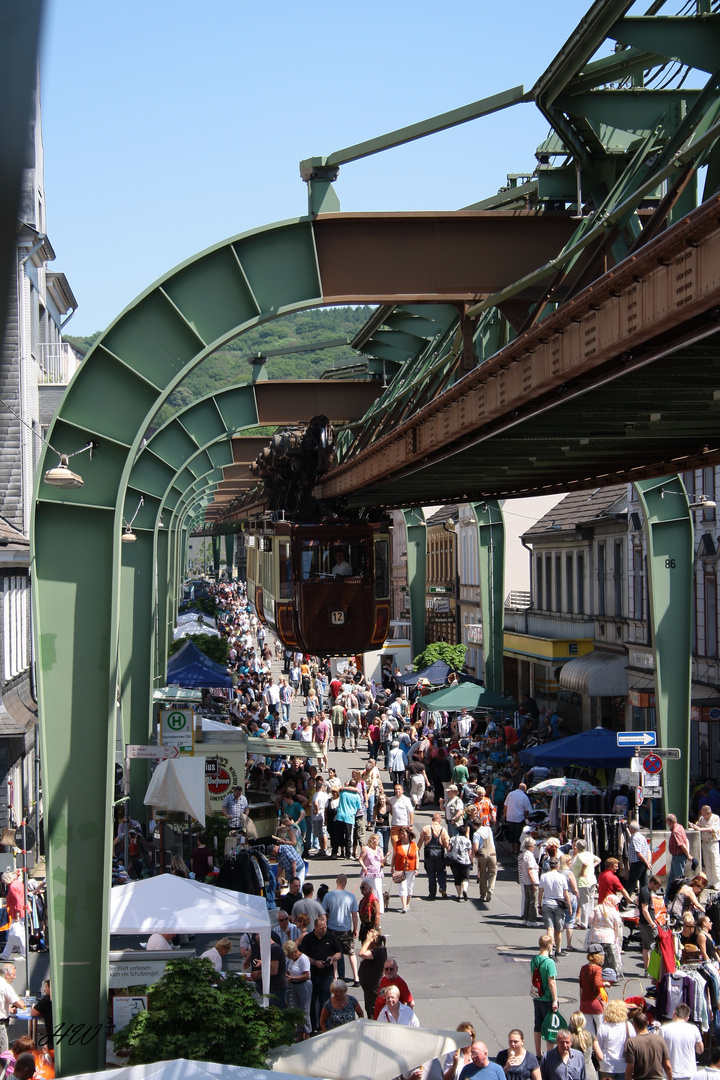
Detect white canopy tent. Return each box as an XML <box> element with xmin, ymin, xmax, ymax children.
<box><xmin>109</xmin><ymin>876</ymin><xmax>272</xmax><ymax>999</ymax></box>
<box><xmin>65</xmin><ymin>1061</ymin><xmax>324</xmax><ymax>1080</ymax></box>
<box><xmin>269</xmin><ymin>1020</ymin><xmax>471</xmax><ymax>1080</ymax></box>
<box><xmin>144</xmin><ymin>757</ymin><xmax>210</xmax><ymax>824</ymax></box>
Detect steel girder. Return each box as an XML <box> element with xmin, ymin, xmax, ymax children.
<box><xmin>317</xmin><ymin>197</ymin><xmax>720</xmax><ymax>506</ymax></box>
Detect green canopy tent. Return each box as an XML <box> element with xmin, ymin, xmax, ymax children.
<box><xmin>418</xmin><ymin>682</ymin><xmax>515</xmax><ymax>712</ymax></box>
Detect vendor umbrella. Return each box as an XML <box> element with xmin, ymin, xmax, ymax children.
<box><xmin>419</xmin><ymin>682</ymin><xmax>516</xmax><ymax>712</ymax></box>
<box><xmin>528</xmin><ymin>777</ymin><xmax>602</xmax><ymax>796</ymax></box>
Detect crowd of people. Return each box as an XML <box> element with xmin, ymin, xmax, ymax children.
<box><xmin>132</xmin><ymin>576</ymin><xmax>720</xmax><ymax>1079</ymax></box>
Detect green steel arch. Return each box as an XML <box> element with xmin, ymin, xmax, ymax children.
<box><xmin>32</xmin><ymin>218</ymin><xmax>328</xmax><ymax>1075</ymax></box>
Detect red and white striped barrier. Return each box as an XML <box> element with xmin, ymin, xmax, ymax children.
<box><xmin>651</xmin><ymin>838</ymin><xmax>667</xmax><ymax>878</ymax></box>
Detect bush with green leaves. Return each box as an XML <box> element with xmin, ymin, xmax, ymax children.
<box><xmin>413</xmin><ymin>641</ymin><xmax>467</xmax><ymax>673</ymax></box>
<box><xmin>168</xmin><ymin>633</ymin><xmax>229</xmax><ymax>666</ymax></box>
<box><xmin>113</xmin><ymin>958</ymin><xmax>299</xmax><ymax>1066</ymax></box>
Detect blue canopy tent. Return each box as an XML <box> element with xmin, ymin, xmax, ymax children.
<box><xmin>519</xmin><ymin>726</ymin><xmax>634</xmax><ymax>768</ymax></box>
<box><xmin>396</xmin><ymin>663</ymin><xmax>486</xmax><ymax>688</ymax></box>
<box><xmin>166</xmin><ymin>639</ymin><xmax>233</xmax><ymax>688</ymax></box>
<box><xmin>395</xmin><ymin>660</ymin><xmax>452</xmax><ymax>686</ymax></box>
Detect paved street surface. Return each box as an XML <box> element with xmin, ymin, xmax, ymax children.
<box><xmin>297</xmin><ymin>742</ymin><xmax>647</xmax><ymax>1044</ymax></box>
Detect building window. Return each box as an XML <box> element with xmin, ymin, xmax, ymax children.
<box><xmin>692</xmin><ymin>569</ymin><xmax>698</xmax><ymax>656</ymax></box>
<box><xmin>555</xmin><ymin>554</ymin><xmax>562</xmax><ymax>612</ymax></box>
<box><xmin>614</xmin><ymin>540</ymin><xmax>624</xmax><ymax>617</ymax></box>
<box><xmin>632</xmin><ymin>546</ymin><xmax>643</xmax><ymax>620</ymax></box>
<box><xmin>536</xmin><ymin>555</ymin><xmax>543</xmax><ymax>609</ymax></box>
<box><xmin>576</xmin><ymin>553</ymin><xmax>585</xmax><ymax>615</ymax></box>
<box><xmin>566</xmin><ymin>553</ymin><xmax>574</xmax><ymax>614</ymax></box>
<box><xmin>705</xmin><ymin>572</ymin><xmax>718</xmax><ymax>658</ymax></box>
<box><xmin>597</xmin><ymin>543</ymin><xmax>606</xmax><ymax>617</ymax></box>
<box><xmin>3</xmin><ymin>577</ymin><xmax>28</xmax><ymax>681</ymax></box>
<box><xmin>544</xmin><ymin>553</ymin><xmax>552</xmax><ymax>611</ymax></box>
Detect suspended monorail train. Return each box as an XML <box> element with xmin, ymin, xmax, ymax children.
<box><xmin>246</xmin><ymin>522</ymin><xmax>391</xmax><ymax>655</ymax></box>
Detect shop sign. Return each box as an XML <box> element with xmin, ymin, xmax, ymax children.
<box><xmin>693</xmin><ymin>705</ymin><xmax>720</xmax><ymax>722</ymax></box>
<box><xmin>628</xmin><ymin>690</ymin><xmax>655</xmax><ymax>708</ymax></box>
<box><xmin>433</xmin><ymin>597</ymin><xmax>451</xmax><ymax>613</ymax></box>
<box><xmin>629</xmin><ymin>650</ymin><xmax>654</xmax><ymax>670</ymax></box>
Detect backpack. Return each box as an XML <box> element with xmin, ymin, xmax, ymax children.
<box><xmin>425</xmin><ymin>826</ymin><xmax>445</xmax><ymax>860</ymax></box>
<box><xmin>531</xmin><ymin>955</ymin><xmax>549</xmax><ymax>996</ymax></box>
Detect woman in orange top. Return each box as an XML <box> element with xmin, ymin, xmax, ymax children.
<box><xmin>392</xmin><ymin>826</ymin><xmax>419</xmax><ymax>914</ymax></box>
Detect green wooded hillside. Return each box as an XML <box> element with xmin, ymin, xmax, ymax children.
<box><xmin>66</xmin><ymin>306</ymin><xmax>373</xmax><ymax>431</ymax></box>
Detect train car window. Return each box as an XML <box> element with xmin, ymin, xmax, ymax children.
<box><xmin>278</xmin><ymin>541</ymin><xmax>291</xmax><ymax>599</ymax></box>
<box><xmin>299</xmin><ymin>540</ymin><xmax>371</xmax><ymax>579</ymax></box>
<box><xmin>375</xmin><ymin>539</ymin><xmax>389</xmax><ymax>598</ymax></box>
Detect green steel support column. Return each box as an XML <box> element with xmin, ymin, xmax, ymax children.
<box><xmin>118</xmin><ymin>528</ymin><xmax>156</xmax><ymax>821</ymax></box>
<box><xmin>633</xmin><ymin>476</ymin><xmax>693</xmax><ymax>817</ymax></box>
<box><xmin>212</xmin><ymin>535</ymin><xmax>221</xmax><ymax>578</ymax></box>
<box><xmin>32</xmin><ymin>505</ymin><xmax>116</xmax><ymax>1075</ymax></box>
<box><xmin>471</xmin><ymin>500</ymin><xmax>506</xmax><ymax>693</ymax></box>
<box><xmin>167</xmin><ymin>527</ymin><xmax>179</xmax><ymax>675</ymax></box>
<box><xmin>225</xmin><ymin>533</ymin><xmax>235</xmax><ymax>578</ymax></box>
<box><xmin>155</xmin><ymin>524</ymin><xmax>170</xmax><ymax>691</ymax></box>
<box><xmin>401</xmin><ymin>508</ymin><xmax>427</xmax><ymax>660</ymax></box>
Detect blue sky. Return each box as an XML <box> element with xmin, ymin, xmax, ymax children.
<box><xmin>40</xmin><ymin>1</ymin><xmax>588</xmax><ymax>334</ymax></box>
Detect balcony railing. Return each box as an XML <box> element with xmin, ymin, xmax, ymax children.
<box><xmin>505</xmin><ymin>590</ymin><xmax>531</xmax><ymax>610</ymax></box>
<box><xmin>38</xmin><ymin>342</ymin><xmax>78</xmax><ymax>385</ymax></box>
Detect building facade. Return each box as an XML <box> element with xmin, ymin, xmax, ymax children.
<box><xmin>0</xmin><ymin>79</ymin><xmax>78</xmax><ymax>839</ymax></box>
<box><xmin>425</xmin><ymin>505</ymin><xmax>459</xmax><ymax>645</ymax></box>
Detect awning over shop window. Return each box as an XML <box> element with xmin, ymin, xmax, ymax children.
<box><xmin>0</xmin><ymin>684</ymin><xmax>37</xmax><ymax>736</ymax></box>
<box><xmin>627</xmin><ymin>671</ymin><xmax>654</xmax><ymax>708</ymax></box>
<box><xmin>559</xmin><ymin>651</ymin><xmax>628</xmax><ymax>696</ymax></box>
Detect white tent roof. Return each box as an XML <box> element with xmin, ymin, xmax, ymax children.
<box><xmin>177</xmin><ymin>612</ymin><xmax>218</xmax><ymax>628</ymax></box>
<box><xmin>109</xmin><ymin>876</ymin><xmax>273</xmax><ymax>999</ymax></box>
<box><xmin>65</xmin><ymin>1060</ymin><xmax>324</xmax><ymax>1080</ymax></box>
<box><xmin>144</xmin><ymin>757</ymin><xmax>209</xmax><ymax>825</ymax></box>
<box><xmin>174</xmin><ymin>624</ymin><xmax>221</xmax><ymax>640</ymax></box>
<box><xmin>110</xmin><ymin>875</ymin><xmax>270</xmax><ymax>937</ymax></box>
<box><xmin>269</xmin><ymin>1021</ymin><xmax>470</xmax><ymax>1080</ymax></box>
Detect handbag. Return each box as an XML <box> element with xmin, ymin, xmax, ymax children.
<box><xmin>541</xmin><ymin>1009</ymin><xmax>568</xmax><ymax>1043</ymax></box>
<box><xmin>646</xmin><ymin>945</ymin><xmax>661</xmax><ymax>980</ymax></box>
<box><xmin>392</xmin><ymin>869</ymin><xmax>405</xmax><ymax>884</ymax></box>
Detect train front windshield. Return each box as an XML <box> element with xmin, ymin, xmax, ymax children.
<box><xmin>298</xmin><ymin>540</ymin><xmax>372</xmax><ymax>580</ymax></box>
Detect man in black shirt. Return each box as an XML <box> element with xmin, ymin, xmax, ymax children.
<box><xmin>278</xmin><ymin>877</ymin><xmax>302</xmax><ymax>917</ymax></box>
<box><xmin>249</xmin><ymin>937</ymin><xmax>287</xmax><ymax>1009</ymax></box>
<box><xmin>298</xmin><ymin>913</ymin><xmax>341</xmax><ymax>1031</ymax></box>
<box><xmin>638</xmin><ymin>874</ymin><xmax>662</xmax><ymax>969</ymax></box>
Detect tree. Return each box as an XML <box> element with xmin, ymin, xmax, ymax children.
<box><xmin>413</xmin><ymin>641</ymin><xmax>467</xmax><ymax>672</ymax></box>
<box><xmin>168</xmin><ymin>633</ymin><xmax>229</xmax><ymax>666</ymax></box>
<box><xmin>113</xmin><ymin>958</ymin><xmax>299</xmax><ymax>1066</ymax></box>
